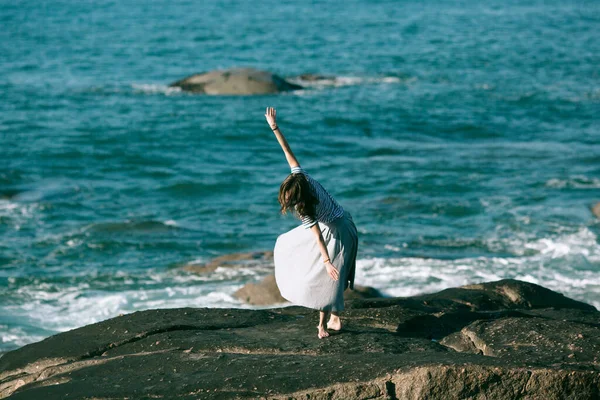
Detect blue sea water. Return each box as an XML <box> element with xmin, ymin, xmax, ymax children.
<box><xmin>1</xmin><ymin>0</ymin><xmax>599</xmax><ymax>353</ymax></box>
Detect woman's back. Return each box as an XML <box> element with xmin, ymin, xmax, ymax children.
<box><xmin>291</xmin><ymin>166</ymin><xmax>344</xmax><ymax>228</ymax></box>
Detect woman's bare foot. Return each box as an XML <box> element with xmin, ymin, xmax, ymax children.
<box><xmin>317</xmin><ymin>325</ymin><xmax>329</xmax><ymax>339</ymax></box>
<box><xmin>327</xmin><ymin>315</ymin><xmax>342</xmax><ymax>331</ymax></box>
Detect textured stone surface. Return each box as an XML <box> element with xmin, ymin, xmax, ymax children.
<box><xmin>233</xmin><ymin>274</ymin><xmax>287</xmax><ymax>306</ymax></box>
<box><xmin>169</xmin><ymin>68</ymin><xmax>302</xmax><ymax>95</ymax></box>
<box><xmin>2</xmin><ymin>279</ymin><xmax>599</xmax><ymax>399</ymax></box>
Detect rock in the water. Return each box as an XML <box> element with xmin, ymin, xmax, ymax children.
<box><xmin>182</xmin><ymin>250</ymin><xmax>273</xmax><ymax>274</ymax></box>
<box><xmin>169</xmin><ymin>68</ymin><xmax>303</xmax><ymax>95</ymax></box>
<box><xmin>296</xmin><ymin>73</ymin><xmax>335</xmax><ymax>82</ymax></box>
<box><xmin>233</xmin><ymin>273</ymin><xmax>384</xmax><ymax>306</ymax></box>
<box><xmin>592</xmin><ymin>202</ymin><xmax>600</xmax><ymax>218</ymax></box>
<box><xmin>2</xmin><ymin>279</ymin><xmax>600</xmax><ymax>399</ymax></box>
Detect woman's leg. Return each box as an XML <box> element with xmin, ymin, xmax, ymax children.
<box><xmin>327</xmin><ymin>312</ymin><xmax>342</xmax><ymax>331</ymax></box>
<box><xmin>317</xmin><ymin>311</ymin><xmax>329</xmax><ymax>338</ymax></box>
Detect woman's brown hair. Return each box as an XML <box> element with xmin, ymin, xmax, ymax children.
<box><xmin>278</xmin><ymin>173</ymin><xmax>318</xmax><ymax>219</ymax></box>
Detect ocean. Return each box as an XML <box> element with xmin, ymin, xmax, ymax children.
<box><xmin>1</xmin><ymin>0</ymin><xmax>599</xmax><ymax>353</ymax></box>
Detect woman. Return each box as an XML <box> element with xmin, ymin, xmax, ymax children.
<box><xmin>265</xmin><ymin>107</ymin><xmax>358</xmax><ymax>339</ymax></box>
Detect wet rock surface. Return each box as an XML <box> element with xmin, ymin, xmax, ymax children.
<box><xmin>2</xmin><ymin>279</ymin><xmax>599</xmax><ymax>399</ymax></box>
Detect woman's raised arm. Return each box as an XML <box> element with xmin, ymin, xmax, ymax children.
<box><xmin>265</xmin><ymin>107</ymin><xmax>300</xmax><ymax>169</ymax></box>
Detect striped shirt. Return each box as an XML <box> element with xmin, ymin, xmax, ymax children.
<box><xmin>291</xmin><ymin>166</ymin><xmax>345</xmax><ymax>229</ymax></box>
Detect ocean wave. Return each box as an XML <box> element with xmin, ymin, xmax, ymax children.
<box><xmin>545</xmin><ymin>176</ymin><xmax>600</xmax><ymax>189</ymax></box>
<box><xmin>130</xmin><ymin>83</ymin><xmax>183</xmax><ymax>96</ymax></box>
<box><xmin>0</xmin><ymin>199</ymin><xmax>39</xmax><ymax>231</ymax></box>
<box><xmin>0</xmin><ymin>200</ymin><xmax>36</xmax><ymax>215</ymax></box>
<box><xmin>25</xmin><ymin>219</ymin><xmax>189</xmax><ymax>255</ymax></box>
<box><xmin>0</xmin><ymin>255</ymin><xmax>275</xmax><ymax>352</ymax></box>
<box><xmin>287</xmin><ymin>74</ymin><xmax>411</xmax><ymax>89</ymax></box>
<box><xmin>82</xmin><ymin>219</ymin><xmax>185</xmax><ymax>234</ymax></box>
<box><xmin>483</xmin><ymin>226</ymin><xmax>600</xmax><ymax>260</ymax></box>
<box><xmin>0</xmin><ymin>324</ymin><xmax>46</xmax><ymax>350</ymax></box>
<box><xmin>357</xmin><ymin>227</ymin><xmax>600</xmax><ymax>310</ymax></box>
<box><xmin>0</xmin><ymin>269</ymin><xmax>250</xmax><ymax>352</ymax></box>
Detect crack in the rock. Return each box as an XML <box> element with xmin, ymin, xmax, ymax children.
<box><xmin>0</xmin><ymin>371</ymin><xmax>28</xmax><ymax>385</ymax></box>
<box><xmin>1</xmin><ymin>323</ymin><xmax>269</xmax><ymax>399</ymax></box>
<box><xmin>385</xmin><ymin>380</ymin><xmax>398</xmax><ymax>399</ymax></box>
<box><xmin>80</xmin><ymin>321</ymin><xmax>270</xmax><ymax>360</ymax></box>
<box><xmin>522</xmin><ymin>369</ymin><xmax>534</xmax><ymax>396</ymax></box>
<box><xmin>0</xmin><ymin>357</ymin><xmax>71</xmax><ymax>393</ymax></box>
<box><xmin>209</xmin><ymin>348</ymin><xmax>319</xmax><ymax>356</ymax></box>
<box><xmin>2</xmin><ymin>348</ymin><xmax>182</xmax><ymax>399</ymax></box>
<box><xmin>80</xmin><ymin>324</ymin><xmax>203</xmax><ymax>359</ymax></box>
<box><xmin>439</xmin><ymin>328</ymin><xmax>494</xmax><ymax>358</ymax></box>
<box><xmin>462</xmin><ymin>330</ymin><xmax>492</xmax><ymax>356</ymax></box>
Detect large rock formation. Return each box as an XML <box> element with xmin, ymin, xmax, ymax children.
<box><xmin>1</xmin><ymin>279</ymin><xmax>599</xmax><ymax>399</ymax></box>
<box><xmin>169</xmin><ymin>68</ymin><xmax>303</xmax><ymax>95</ymax></box>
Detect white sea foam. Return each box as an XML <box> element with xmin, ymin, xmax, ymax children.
<box><xmin>1</xmin><ymin>325</ymin><xmax>46</xmax><ymax>349</ymax></box>
<box><xmin>356</xmin><ymin>227</ymin><xmax>600</xmax><ymax>307</ymax></box>
<box><xmin>2</xmin><ymin>270</ymin><xmax>250</xmax><ymax>350</ymax></box>
<box><xmin>0</xmin><ymin>200</ymin><xmax>39</xmax><ymax>230</ymax></box>
<box><xmin>512</xmin><ymin>227</ymin><xmax>598</xmax><ymax>260</ymax></box>
<box><xmin>131</xmin><ymin>83</ymin><xmax>183</xmax><ymax>96</ymax></box>
<box><xmin>287</xmin><ymin>75</ymin><xmax>408</xmax><ymax>89</ymax></box>
<box><xmin>3</xmin><ymin>227</ymin><xmax>599</xmax><ymax>352</ymax></box>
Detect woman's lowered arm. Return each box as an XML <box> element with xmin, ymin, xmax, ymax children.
<box><xmin>310</xmin><ymin>223</ymin><xmax>339</xmax><ymax>281</ymax></box>
<box><xmin>265</xmin><ymin>107</ymin><xmax>300</xmax><ymax>169</ymax></box>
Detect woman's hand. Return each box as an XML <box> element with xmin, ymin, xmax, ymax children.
<box><xmin>265</xmin><ymin>107</ymin><xmax>277</xmax><ymax>130</ymax></box>
<box><xmin>325</xmin><ymin>261</ymin><xmax>339</xmax><ymax>281</ymax></box>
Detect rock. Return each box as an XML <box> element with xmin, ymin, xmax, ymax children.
<box><xmin>296</xmin><ymin>73</ymin><xmax>328</xmax><ymax>81</ymax></box>
<box><xmin>169</xmin><ymin>68</ymin><xmax>303</xmax><ymax>95</ymax></box>
<box><xmin>415</xmin><ymin>278</ymin><xmax>595</xmax><ymax>311</ymax></box>
<box><xmin>233</xmin><ymin>274</ymin><xmax>384</xmax><ymax>306</ymax></box>
<box><xmin>344</xmin><ymin>284</ymin><xmax>385</xmax><ymax>300</ymax></box>
<box><xmin>296</xmin><ymin>73</ymin><xmax>336</xmax><ymax>82</ymax></box>
<box><xmin>592</xmin><ymin>202</ymin><xmax>600</xmax><ymax>218</ymax></box>
<box><xmin>2</xmin><ymin>279</ymin><xmax>600</xmax><ymax>399</ymax></box>
<box><xmin>0</xmin><ymin>189</ymin><xmax>21</xmax><ymax>200</ymax></box>
<box><xmin>233</xmin><ymin>274</ymin><xmax>286</xmax><ymax>306</ymax></box>
<box><xmin>440</xmin><ymin>311</ymin><xmax>600</xmax><ymax>365</ymax></box>
<box><xmin>182</xmin><ymin>250</ymin><xmax>273</xmax><ymax>274</ymax></box>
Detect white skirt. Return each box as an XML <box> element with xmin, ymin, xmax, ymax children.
<box><xmin>274</xmin><ymin>211</ymin><xmax>358</xmax><ymax>312</ymax></box>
